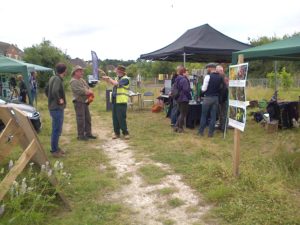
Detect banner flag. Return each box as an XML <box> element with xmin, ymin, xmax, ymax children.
<box><xmin>91</xmin><ymin>50</ymin><xmax>99</xmax><ymax>80</ymax></box>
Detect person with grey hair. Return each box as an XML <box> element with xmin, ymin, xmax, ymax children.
<box><xmin>198</xmin><ymin>63</ymin><xmax>223</xmax><ymax>137</ymax></box>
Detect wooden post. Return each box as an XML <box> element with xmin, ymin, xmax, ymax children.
<box><xmin>233</xmin><ymin>54</ymin><xmax>244</xmax><ymax>177</ymax></box>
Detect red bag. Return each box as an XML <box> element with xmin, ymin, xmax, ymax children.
<box><xmin>151</xmin><ymin>104</ymin><xmax>163</xmax><ymax>113</ymax></box>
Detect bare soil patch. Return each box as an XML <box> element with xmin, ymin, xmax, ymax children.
<box><xmin>93</xmin><ymin>116</ymin><xmax>212</xmax><ymax>225</ymax></box>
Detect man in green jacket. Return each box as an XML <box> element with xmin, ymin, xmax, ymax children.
<box><xmin>47</xmin><ymin>63</ymin><xmax>67</xmax><ymax>158</ymax></box>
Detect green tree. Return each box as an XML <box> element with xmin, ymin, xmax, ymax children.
<box><xmin>266</xmin><ymin>71</ymin><xmax>276</xmax><ymax>88</ymax></box>
<box><xmin>280</xmin><ymin>67</ymin><xmax>293</xmax><ymax>89</ymax></box>
<box><xmin>23</xmin><ymin>39</ymin><xmax>72</xmax><ymax>88</ymax></box>
<box><xmin>126</xmin><ymin>63</ymin><xmax>138</xmax><ymax>78</ymax></box>
<box><xmin>23</xmin><ymin>39</ymin><xmax>68</xmax><ymax>68</ymax></box>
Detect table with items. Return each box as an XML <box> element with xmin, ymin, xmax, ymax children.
<box><xmin>129</xmin><ymin>92</ymin><xmax>142</xmax><ymax>109</ymax></box>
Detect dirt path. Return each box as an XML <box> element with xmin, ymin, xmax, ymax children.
<box><xmin>92</xmin><ymin>116</ymin><xmax>212</xmax><ymax>225</ymax></box>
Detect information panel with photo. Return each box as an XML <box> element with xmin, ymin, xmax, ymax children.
<box><xmin>228</xmin><ymin>63</ymin><xmax>249</xmax><ymax>132</ymax></box>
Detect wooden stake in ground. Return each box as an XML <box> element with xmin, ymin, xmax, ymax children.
<box><xmin>233</xmin><ymin>54</ymin><xmax>244</xmax><ymax>177</ymax></box>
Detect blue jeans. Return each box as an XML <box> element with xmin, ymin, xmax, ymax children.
<box><xmin>31</xmin><ymin>90</ymin><xmax>36</xmax><ymax>105</ymax></box>
<box><xmin>199</xmin><ymin>96</ymin><xmax>219</xmax><ymax>136</ymax></box>
<box><xmin>50</xmin><ymin>109</ymin><xmax>64</xmax><ymax>152</ymax></box>
<box><xmin>171</xmin><ymin>99</ymin><xmax>179</xmax><ymax>125</ymax></box>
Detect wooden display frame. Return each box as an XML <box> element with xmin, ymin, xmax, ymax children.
<box><xmin>0</xmin><ymin>106</ymin><xmax>70</xmax><ymax>209</ymax></box>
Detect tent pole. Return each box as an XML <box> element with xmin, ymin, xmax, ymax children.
<box><xmin>274</xmin><ymin>61</ymin><xmax>278</xmax><ymax>101</ymax></box>
<box><xmin>183</xmin><ymin>53</ymin><xmax>186</xmax><ymax>67</ymax></box>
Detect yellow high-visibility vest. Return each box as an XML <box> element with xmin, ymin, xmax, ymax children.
<box><xmin>115</xmin><ymin>75</ymin><xmax>130</xmax><ymax>104</ymax></box>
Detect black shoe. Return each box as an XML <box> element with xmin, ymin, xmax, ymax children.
<box><xmin>77</xmin><ymin>136</ymin><xmax>88</xmax><ymax>141</ymax></box>
<box><xmin>86</xmin><ymin>134</ymin><xmax>97</xmax><ymax>139</ymax></box>
<box><xmin>208</xmin><ymin>133</ymin><xmax>214</xmax><ymax>138</ymax></box>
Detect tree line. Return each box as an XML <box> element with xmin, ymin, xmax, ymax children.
<box><xmin>23</xmin><ymin>33</ymin><xmax>300</xmax><ymax>88</ymax></box>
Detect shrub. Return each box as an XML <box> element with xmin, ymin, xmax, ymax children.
<box><xmin>280</xmin><ymin>67</ymin><xmax>293</xmax><ymax>89</ymax></box>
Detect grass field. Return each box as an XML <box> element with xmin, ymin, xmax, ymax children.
<box><xmin>126</xmin><ymin>85</ymin><xmax>300</xmax><ymax>224</ymax></box>
<box><xmin>1</xmin><ymin>84</ymin><xmax>299</xmax><ymax>225</ymax></box>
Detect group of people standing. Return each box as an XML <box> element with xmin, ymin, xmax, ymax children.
<box><xmin>45</xmin><ymin>61</ymin><xmax>227</xmax><ymax>158</ymax></box>
<box><xmin>46</xmin><ymin>63</ymin><xmax>130</xmax><ymax>158</ymax></box>
<box><xmin>14</xmin><ymin>71</ymin><xmax>37</xmax><ymax>104</ymax></box>
<box><xmin>170</xmin><ymin>63</ymin><xmax>228</xmax><ymax>137</ymax></box>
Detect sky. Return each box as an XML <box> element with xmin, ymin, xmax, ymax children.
<box><xmin>1</xmin><ymin>0</ymin><xmax>300</xmax><ymax>61</ymax></box>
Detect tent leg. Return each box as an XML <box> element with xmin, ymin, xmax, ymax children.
<box><xmin>274</xmin><ymin>61</ymin><xmax>278</xmax><ymax>101</ymax></box>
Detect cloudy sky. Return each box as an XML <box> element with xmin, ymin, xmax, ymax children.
<box><xmin>1</xmin><ymin>0</ymin><xmax>299</xmax><ymax>61</ymax></box>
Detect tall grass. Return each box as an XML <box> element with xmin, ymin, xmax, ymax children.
<box><xmin>1</xmin><ymin>83</ymin><xmax>298</xmax><ymax>225</ymax></box>
<box><xmin>126</xmin><ymin>86</ymin><xmax>300</xmax><ymax>224</ymax></box>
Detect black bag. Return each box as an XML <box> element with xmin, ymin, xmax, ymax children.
<box><xmin>253</xmin><ymin>112</ymin><xmax>263</xmax><ymax>123</ymax></box>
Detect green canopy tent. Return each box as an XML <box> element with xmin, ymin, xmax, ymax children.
<box><xmin>232</xmin><ymin>35</ymin><xmax>300</xmax><ymax>98</ymax></box>
<box><xmin>232</xmin><ymin>35</ymin><xmax>300</xmax><ymax>63</ymax></box>
<box><xmin>0</xmin><ymin>55</ymin><xmax>53</xmax><ymax>104</ymax></box>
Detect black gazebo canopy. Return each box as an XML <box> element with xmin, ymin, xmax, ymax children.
<box><xmin>140</xmin><ymin>24</ymin><xmax>251</xmax><ymax>63</ymax></box>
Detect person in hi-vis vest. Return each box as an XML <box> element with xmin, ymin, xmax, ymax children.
<box><xmin>101</xmin><ymin>65</ymin><xmax>130</xmax><ymax>139</ymax></box>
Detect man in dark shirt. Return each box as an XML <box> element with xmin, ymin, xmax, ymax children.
<box><xmin>216</xmin><ymin>65</ymin><xmax>229</xmax><ymax>132</ymax></box>
<box><xmin>46</xmin><ymin>63</ymin><xmax>67</xmax><ymax>157</ymax></box>
<box><xmin>29</xmin><ymin>71</ymin><xmax>37</xmax><ymax>106</ymax></box>
<box><xmin>198</xmin><ymin>63</ymin><xmax>223</xmax><ymax>137</ymax></box>
<box><xmin>170</xmin><ymin>69</ymin><xmax>180</xmax><ymax>126</ymax></box>
<box><xmin>17</xmin><ymin>75</ymin><xmax>27</xmax><ymax>103</ymax></box>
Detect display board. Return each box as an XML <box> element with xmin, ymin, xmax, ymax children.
<box><xmin>228</xmin><ymin>63</ymin><xmax>249</xmax><ymax>131</ymax></box>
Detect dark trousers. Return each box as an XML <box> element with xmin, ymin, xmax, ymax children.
<box><xmin>219</xmin><ymin>101</ymin><xmax>228</xmax><ymax>131</ymax></box>
<box><xmin>73</xmin><ymin>101</ymin><xmax>92</xmax><ymax>137</ymax></box>
<box><xmin>171</xmin><ymin>99</ymin><xmax>179</xmax><ymax>125</ymax></box>
<box><xmin>175</xmin><ymin>102</ymin><xmax>189</xmax><ymax>129</ymax></box>
<box><xmin>19</xmin><ymin>93</ymin><xmax>27</xmax><ymax>103</ymax></box>
<box><xmin>112</xmin><ymin>103</ymin><xmax>129</xmax><ymax>135</ymax></box>
<box><xmin>31</xmin><ymin>90</ymin><xmax>36</xmax><ymax>105</ymax></box>
<box><xmin>50</xmin><ymin>109</ymin><xmax>64</xmax><ymax>152</ymax></box>
<box><xmin>199</xmin><ymin>96</ymin><xmax>219</xmax><ymax>136</ymax></box>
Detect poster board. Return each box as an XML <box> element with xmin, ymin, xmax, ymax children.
<box><xmin>228</xmin><ymin>63</ymin><xmax>248</xmax><ymax>132</ymax></box>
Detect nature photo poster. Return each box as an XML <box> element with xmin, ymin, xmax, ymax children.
<box><xmin>228</xmin><ymin>63</ymin><xmax>249</xmax><ymax>132</ymax></box>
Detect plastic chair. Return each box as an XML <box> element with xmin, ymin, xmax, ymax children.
<box><xmin>142</xmin><ymin>91</ymin><xmax>155</xmax><ymax>108</ymax></box>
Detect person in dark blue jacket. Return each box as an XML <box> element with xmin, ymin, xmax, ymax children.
<box><xmin>198</xmin><ymin>63</ymin><xmax>223</xmax><ymax>137</ymax></box>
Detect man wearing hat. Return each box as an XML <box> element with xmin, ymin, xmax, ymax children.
<box><xmin>102</xmin><ymin>65</ymin><xmax>130</xmax><ymax>139</ymax></box>
<box><xmin>70</xmin><ymin>65</ymin><xmax>97</xmax><ymax>141</ymax></box>
<box><xmin>198</xmin><ymin>63</ymin><xmax>223</xmax><ymax>137</ymax></box>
